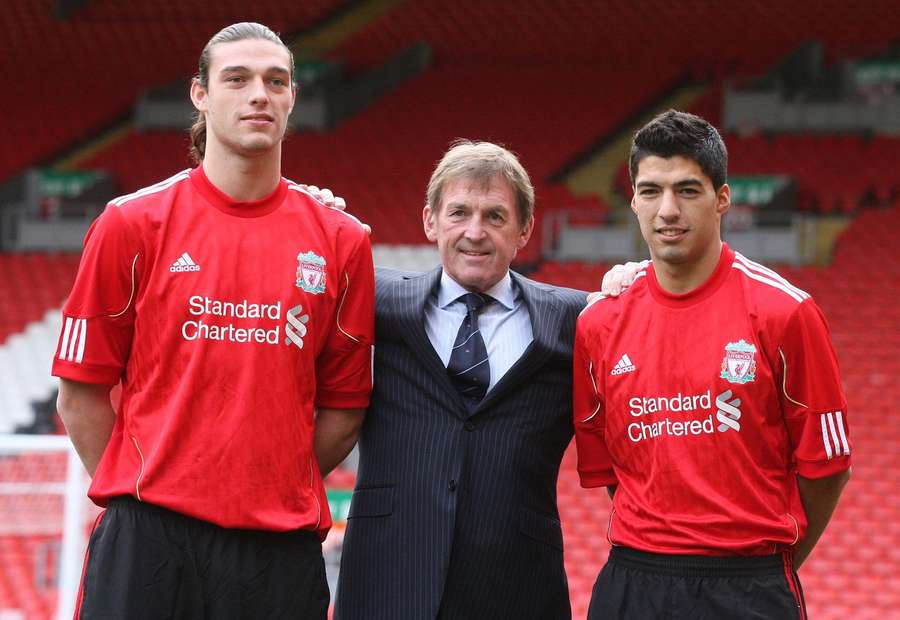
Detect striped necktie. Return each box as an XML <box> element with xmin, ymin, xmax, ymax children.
<box><xmin>447</xmin><ymin>292</ymin><xmax>493</xmax><ymax>403</ymax></box>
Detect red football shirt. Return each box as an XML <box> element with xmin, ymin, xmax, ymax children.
<box><xmin>574</xmin><ymin>243</ymin><xmax>850</xmax><ymax>555</ymax></box>
<box><xmin>52</xmin><ymin>167</ymin><xmax>375</xmax><ymax>537</ymax></box>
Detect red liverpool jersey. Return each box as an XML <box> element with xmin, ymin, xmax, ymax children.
<box><xmin>52</xmin><ymin>167</ymin><xmax>375</xmax><ymax>537</ymax></box>
<box><xmin>574</xmin><ymin>243</ymin><xmax>850</xmax><ymax>555</ymax></box>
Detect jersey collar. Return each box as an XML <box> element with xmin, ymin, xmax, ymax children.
<box><xmin>647</xmin><ymin>243</ymin><xmax>735</xmax><ymax>308</ymax></box>
<box><xmin>190</xmin><ymin>166</ymin><xmax>288</xmax><ymax>218</ymax></box>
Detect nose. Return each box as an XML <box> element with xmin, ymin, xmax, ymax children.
<box><xmin>248</xmin><ymin>76</ymin><xmax>269</xmax><ymax>105</ymax></box>
<box><xmin>463</xmin><ymin>213</ymin><xmax>487</xmax><ymax>240</ymax></box>
<box><xmin>657</xmin><ymin>188</ymin><xmax>680</xmax><ymax>221</ymax></box>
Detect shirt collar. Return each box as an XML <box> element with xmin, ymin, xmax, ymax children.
<box><xmin>437</xmin><ymin>271</ymin><xmax>516</xmax><ymax>310</ymax></box>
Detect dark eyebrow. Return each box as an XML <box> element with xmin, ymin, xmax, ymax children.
<box><xmin>635</xmin><ymin>181</ymin><xmax>661</xmax><ymax>189</ymax></box>
<box><xmin>636</xmin><ymin>178</ymin><xmax>704</xmax><ymax>190</ymax></box>
<box><xmin>220</xmin><ymin>65</ymin><xmax>290</xmax><ymax>76</ymax></box>
<box><xmin>673</xmin><ymin>178</ymin><xmax>704</xmax><ymax>188</ymax></box>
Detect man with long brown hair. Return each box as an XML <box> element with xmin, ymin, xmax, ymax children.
<box><xmin>53</xmin><ymin>23</ymin><xmax>374</xmax><ymax>618</ymax></box>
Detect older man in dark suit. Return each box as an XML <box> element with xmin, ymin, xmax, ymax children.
<box><xmin>335</xmin><ymin>141</ymin><xmax>585</xmax><ymax>620</ymax></box>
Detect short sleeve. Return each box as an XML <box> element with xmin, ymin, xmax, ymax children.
<box><xmin>51</xmin><ymin>205</ymin><xmax>142</xmax><ymax>385</ymax></box>
<box><xmin>315</xmin><ymin>232</ymin><xmax>375</xmax><ymax>409</ymax></box>
<box><xmin>779</xmin><ymin>298</ymin><xmax>850</xmax><ymax>478</ymax></box>
<box><xmin>573</xmin><ymin>320</ymin><xmax>617</xmax><ymax>488</ymax></box>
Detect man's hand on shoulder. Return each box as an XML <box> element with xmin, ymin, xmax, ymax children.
<box><xmin>299</xmin><ymin>184</ymin><xmax>371</xmax><ymax>235</ymax></box>
<box><xmin>586</xmin><ymin>261</ymin><xmax>644</xmax><ymax>303</ymax></box>
<box><xmin>300</xmin><ymin>184</ymin><xmax>345</xmax><ymax>210</ymax></box>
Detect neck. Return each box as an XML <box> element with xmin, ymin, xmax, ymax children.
<box><xmin>201</xmin><ymin>141</ymin><xmax>282</xmax><ymax>202</ymax></box>
<box><xmin>652</xmin><ymin>240</ymin><xmax>723</xmax><ymax>295</ymax></box>
<box><xmin>444</xmin><ymin>271</ymin><xmax>507</xmax><ymax>296</ymax></box>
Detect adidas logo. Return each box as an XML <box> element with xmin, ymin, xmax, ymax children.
<box><xmin>170</xmin><ymin>252</ymin><xmax>200</xmax><ymax>273</ymax></box>
<box><xmin>610</xmin><ymin>353</ymin><xmax>636</xmax><ymax>376</ymax></box>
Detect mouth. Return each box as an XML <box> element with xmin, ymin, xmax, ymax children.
<box><xmin>241</xmin><ymin>113</ymin><xmax>274</xmax><ymax>124</ymax></box>
<box><xmin>459</xmin><ymin>249</ymin><xmax>490</xmax><ymax>259</ymax></box>
<box><xmin>655</xmin><ymin>227</ymin><xmax>687</xmax><ymax>241</ymax></box>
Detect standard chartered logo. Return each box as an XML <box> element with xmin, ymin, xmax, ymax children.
<box><xmin>180</xmin><ymin>295</ymin><xmax>309</xmax><ymax>349</ymax></box>
<box><xmin>715</xmin><ymin>389</ymin><xmax>742</xmax><ymax>432</ymax></box>
<box><xmin>626</xmin><ymin>388</ymin><xmax>744</xmax><ymax>443</ymax></box>
<box><xmin>284</xmin><ymin>304</ymin><xmax>309</xmax><ymax>349</ymax></box>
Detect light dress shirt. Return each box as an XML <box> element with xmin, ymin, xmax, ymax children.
<box><xmin>425</xmin><ymin>271</ymin><xmax>533</xmax><ymax>391</ymax></box>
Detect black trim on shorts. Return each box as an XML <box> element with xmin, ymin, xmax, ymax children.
<box><xmin>107</xmin><ymin>495</ymin><xmax>323</xmax><ymax>543</ymax></box>
<box><xmin>78</xmin><ymin>496</ymin><xmax>329</xmax><ymax>620</ymax></box>
<box><xmin>588</xmin><ymin>546</ymin><xmax>807</xmax><ymax>620</ymax></box>
<box><xmin>607</xmin><ymin>545</ymin><xmax>786</xmax><ymax>577</ymax></box>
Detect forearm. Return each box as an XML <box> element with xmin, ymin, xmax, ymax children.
<box><xmin>794</xmin><ymin>469</ymin><xmax>850</xmax><ymax>569</ymax></box>
<box><xmin>314</xmin><ymin>408</ymin><xmax>365</xmax><ymax>477</ymax></box>
<box><xmin>56</xmin><ymin>379</ymin><xmax>116</xmax><ymax>477</ymax></box>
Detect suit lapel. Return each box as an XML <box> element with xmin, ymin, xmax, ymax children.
<box><xmin>394</xmin><ymin>267</ymin><xmax>469</xmax><ymax>416</ymax></box>
<box><xmin>475</xmin><ymin>272</ymin><xmax>564</xmax><ymax>413</ymax></box>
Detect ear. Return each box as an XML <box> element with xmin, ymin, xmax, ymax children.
<box><xmin>630</xmin><ymin>191</ymin><xmax>638</xmax><ymax>216</ymax></box>
<box><xmin>190</xmin><ymin>78</ymin><xmax>208</xmax><ymax>114</ymax></box>
<box><xmin>516</xmin><ymin>216</ymin><xmax>535</xmax><ymax>250</ymax></box>
<box><xmin>288</xmin><ymin>81</ymin><xmax>298</xmax><ymax>114</ymax></box>
<box><xmin>423</xmin><ymin>206</ymin><xmax>438</xmax><ymax>242</ymax></box>
<box><xmin>716</xmin><ymin>183</ymin><xmax>731</xmax><ymax>216</ymax></box>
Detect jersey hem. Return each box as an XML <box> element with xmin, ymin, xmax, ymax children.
<box><xmin>52</xmin><ymin>362</ymin><xmax>121</xmax><ymax>386</ymax></box>
<box><xmin>315</xmin><ymin>392</ymin><xmax>371</xmax><ymax>410</ymax></box>
<box><xmin>88</xmin><ymin>492</ymin><xmax>327</xmax><ymax>534</ymax></box>
<box><xmin>795</xmin><ymin>456</ymin><xmax>851</xmax><ymax>479</ymax></box>
<box><xmin>579</xmin><ymin>471</ymin><xmax>618</xmax><ymax>488</ymax></box>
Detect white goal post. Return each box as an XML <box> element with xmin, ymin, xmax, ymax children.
<box><xmin>0</xmin><ymin>434</ymin><xmax>90</xmax><ymax>620</ymax></box>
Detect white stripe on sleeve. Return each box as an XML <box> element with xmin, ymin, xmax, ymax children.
<box><xmin>835</xmin><ymin>410</ymin><xmax>850</xmax><ymax>455</ymax></box>
<box><xmin>59</xmin><ymin>317</ymin><xmax>73</xmax><ymax>360</ymax></box>
<box><xmin>820</xmin><ymin>413</ymin><xmax>833</xmax><ymax>459</ymax></box>
<box><xmin>826</xmin><ymin>412</ymin><xmax>842</xmax><ymax>457</ymax></box>
<box><xmin>75</xmin><ymin>319</ymin><xmax>87</xmax><ymax>364</ymax></box>
<box><xmin>66</xmin><ymin>318</ymin><xmax>81</xmax><ymax>361</ymax></box>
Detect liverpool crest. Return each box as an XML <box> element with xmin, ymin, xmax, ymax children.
<box><xmin>296</xmin><ymin>251</ymin><xmax>326</xmax><ymax>294</ymax></box>
<box><xmin>720</xmin><ymin>340</ymin><xmax>757</xmax><ymax>384</ymax></box>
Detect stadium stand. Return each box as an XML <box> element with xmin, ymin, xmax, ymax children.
<box><xmin>0</xmin><ymin>255</ymin><xmax>79</xmax><ymax>346</ymax></box>
<box><xmin>529</xmin><ymin>261</ymin><xmax>612</xmax><ymax>295</ymax></box>
<box><xmin>0</xmin><ymin>535</ymin><xmax>57</xmax><ymax>619</ymax></box>
<box><xmin>0</xmin><ymin>255</ymin><xmax>79</xmax><ymax>433</ymax></box>
<box><xmin>727</xmin><ymin>134</ymin><xmax>900</xmax><ymax>214</ymax></box>
<box><xmin>2</xmin><ymin>1</ymin><xmax>900</xmax><ymax>618</ymax></box>
<box><xmin>329</xmin><ymin>0</ymin><xmax>898</xmax><ymax>74</ymax></box>
<box><xmin>0</xmin><ymin>0</ymin><xmax>345</xmax><ymax>183</ymax></box>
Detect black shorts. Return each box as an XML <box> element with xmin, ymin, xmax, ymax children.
<box><xmin>76</xmin><ymin>496</ymin><xmax>329</xmax><ymax>620</ymax></box>
<box><xmin>587</xmin><ymin>546</ymin><xmax>807</xmax><ymax>620</ymax></box>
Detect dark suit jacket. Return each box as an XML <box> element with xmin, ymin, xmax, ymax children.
<box><xmin>335</xmin><ymin>267</ymin><xmax>586</xmax><ymax>620</ymax></box>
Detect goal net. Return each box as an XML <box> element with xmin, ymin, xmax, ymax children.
<box><xmin>0</xmin><ymin>434</ymin><xmax>95</xmax><ymax>620</ymax></box>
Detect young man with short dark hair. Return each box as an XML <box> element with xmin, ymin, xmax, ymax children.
<box><xmin>575</xmin><ymin>110</ymin><xmax>850</xmax><ymax>619</ymax></box>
